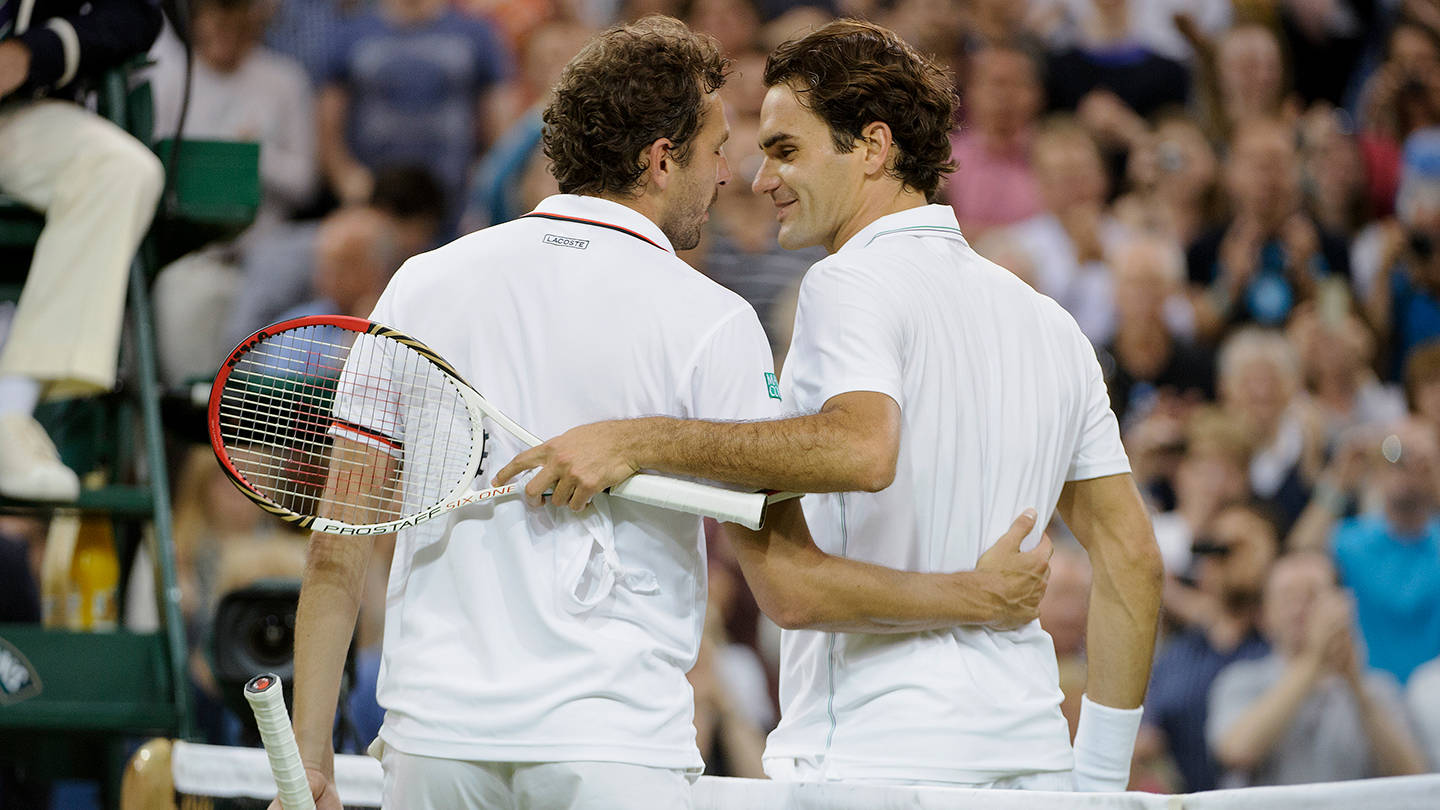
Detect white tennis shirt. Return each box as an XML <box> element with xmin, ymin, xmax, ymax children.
<box><xmin>765</xmin><ymin>205</ymin><xmax>1131</xmax><ymax>782</ymax></box>
<box><xmin>364</xmin><ymin>195</ymin><xmax>782</xmax><ymax>768</ymax></box>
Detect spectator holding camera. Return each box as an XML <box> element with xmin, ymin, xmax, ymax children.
<box><xmin>1207</xmin><ymin>551</ymin><xmax>1425</xmax><ymax>787</ymax></box>
<box><xmin>1138</xmin><ymin>500</ymin><xmax>1278</xmax><ymax>793</ymax></box>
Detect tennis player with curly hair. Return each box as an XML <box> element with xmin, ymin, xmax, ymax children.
<box><xmin>500</xmin><ymin>19</ymin><xmax>1164</xmax><ymax>792</ymax></box>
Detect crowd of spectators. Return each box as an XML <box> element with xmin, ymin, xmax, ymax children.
<box><xmin>6</xmin><ymin>0</ymin><xmax>1440</xmax><ymax>796</ymax></box>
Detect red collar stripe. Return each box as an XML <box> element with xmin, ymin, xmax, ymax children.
<box><xmin>522</xmin><ymin>212</ymin><xmax>669</xmax><ymax>252</ymax></box>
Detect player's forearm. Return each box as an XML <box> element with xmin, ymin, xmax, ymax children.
<box><xmin>1082</xmin><ymin>533</ymin><xmax>1163</xmax><ymax>709</ymax></box>
<box><xmin>1213</xmin><ymin>658</ymin><xmax>1322</xmax><ymax>771</ymax></box>
<box><xmin>625</xmin><ymin>411</ymin><xmax>892</xmax><ymax>493</ymax></box>
<box><xmin>723</xmin><ymin>505</ymin><xmax>1009</xmax><ymax>633</ymax></box>
<box><xmin>292</xmin><ymin>531</ymin><xmax>372</xmax><ymax>778</ymax></box>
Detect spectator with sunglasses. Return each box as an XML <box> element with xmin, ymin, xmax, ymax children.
<box><xmin>1137</xmin><ymin>501</ymin><xmax>1278</xmax><ymax>793</ymax></box>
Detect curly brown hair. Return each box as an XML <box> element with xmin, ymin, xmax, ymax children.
<box><xmin>542</xmin><ymin>16</ymin><xmax>729</xmax><ymax>198</ymax></box>
<box><xmin>764</xmin><ymin>19</ymin><xmax>957</xmax><ymax>202</ymax></box>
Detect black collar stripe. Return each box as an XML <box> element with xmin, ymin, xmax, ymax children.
<box><xmin>521</xmin><ymin>212</ymin><xmax>668</xmax><ymax>252</ymax></box>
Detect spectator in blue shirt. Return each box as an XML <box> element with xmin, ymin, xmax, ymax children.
<box><xmin>317</xmin><ymin>0</ymin><xmax>511</xmax><ymax>232</ymax></box>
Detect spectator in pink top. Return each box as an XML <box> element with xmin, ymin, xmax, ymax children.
<box><xmin>947</xmin><ymin>42</ymin><xmax>1044</xmax><ymax>235</ymax></box>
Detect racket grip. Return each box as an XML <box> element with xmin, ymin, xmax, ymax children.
<box><xmin>610</xmin><ymin>474</ymin><xmax>777</xmax><ymax>529</ymax></box>
<box><xmin>244</xmin><ymin>673</ymin><xmax>318</xmax><ymax>810</ymax></box>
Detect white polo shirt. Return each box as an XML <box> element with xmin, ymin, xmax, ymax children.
<box><xmin>765</xmin><ymin>205</ymin><xmax>1131</xmax><ymax>782</ymax></box>
<box><xmin>366</xmin><ymin>195</ymin><xmax>783</xmax><ymax>769</ymax></box>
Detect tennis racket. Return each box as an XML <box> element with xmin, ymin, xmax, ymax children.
<box><xmin>243</xmin><ymin>673</ymin><xmax>315</xmax><ymax>810</ymax></box>
<box><xmin>209</xmin><ymin>315</ymin><xmax>790</xmax><ymax>535</ymax></box>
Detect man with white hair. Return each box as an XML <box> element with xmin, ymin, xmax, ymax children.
<box><xmin>1099</xmin><ymin>233</ymin><xmax>1211</xmax><ymax>428</ymax></box>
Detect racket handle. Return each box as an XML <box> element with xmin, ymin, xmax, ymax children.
<box><xmin>244</xmin><ymin>673</ymin><xmax>318</xmax><ymax>810</ymax></box>
<box><xmin>610</xmin><ymin>474</ymin><xmax>788</xmax><ymax>530</ymax></box>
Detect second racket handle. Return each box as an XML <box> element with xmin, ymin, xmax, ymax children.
<box><xmin>243</xmin><ymin>673</ymin><xmax>318</xmax><ymax>810</ymax></box>
<box><xmin>610</xmin><ymin>474</ymin><xmax>770</xmax><ymax>529</ymax></box>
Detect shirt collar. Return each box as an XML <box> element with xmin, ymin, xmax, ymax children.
<box><xmin>528</xmin><ymin>194</ymin><xmax>675</xmax><ymax>253</ymax></box>
<box><xmin>835</xmin><ymin>204</ymin><xmax>965</xmax><ymax>254</ymax></box>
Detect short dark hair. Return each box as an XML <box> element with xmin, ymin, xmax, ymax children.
<box><xmin>764</xmin><ymin>19</ymin><xmax>957</xmax><ymax>202</ymax></box>
<box><xmin>542</xmin><ymin>16</ymin><xmax>729</xmax><ymax>197</ymax></box>
<box><xmin>369</xmin><ymin>165</ymin><xmax>447</xmax><ymax>224</ymax></box>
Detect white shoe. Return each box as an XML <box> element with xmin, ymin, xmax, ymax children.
<box><xmin>0</xmin><ymin>412</ymin><xmax>81</xmax><ymax>501</ymax></box>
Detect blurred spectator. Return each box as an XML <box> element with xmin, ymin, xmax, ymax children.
<box><xmin>1286</xmin><ymin>302</ymin><xmax>1407</xmax><ymax>452</ymax></box>
<box><xmin>461</xmin><ymin>19</ymin><xmax>593</xmax><ymax>232</ymax></box>
<box><xmin>1217</xmin><ymin>327</ymin><xmax>1323</xmax><ymax>528</ymax></box>
<box><xmin>1357</xmin><ymin>19</ymin><xmax>1440</xmax><ymax>219</ymax></box>
<box><xmin>1362</xmin><ymin>128</ymin><xmax>1440</xmax><ymax>378</ymax></box>
<box><xmin>1207</xmin><ymin>551</ymin><xmax>1425</xmax><ymax>786</ymax></box>
<box><xmin>225</xmin><ymin>166</ymin><xmax>445</xmax><ymax>347</ymax></box>
<box><xmin>277</xmin><ymin>206</ymin><xmax>403</xmax><ymax>321</ymax></box>
<box><xmin>1044</xmin><ymin>0</ymin><xmax>1190</xmax><ymax>120</ymax></box>
<box><xmin>1138</xmin><ymin>500</ymin><xmax>1278</xmax><ymax>793</ymax></box>
<box><xmin>1038</xmin><ymin>0</ymin><xmax>1233</xmax><ymax>62</ymax></box>
<box><xmin>1278</xmin><ymin>0</ymin><xmax>1371</xmax><ymax>108</ymax></box>
<box><xmin>1099</xmin><ymin>233</ymin><xmax>1209</xmax><ymax>429</ymax></box>
<box><xmin>317</xmin><ymin>0</ymin><xmax>511</xmax><ymax>227</ymax></box>
<box><xmin>151</xmin><ymin>0</ymin><xmax>317</xmax><ymax>235</ymax></box>
<box><xmin>261</xmin><ymin>0</ymin><xmax>357</xmax><ymax>84</ymax></box>
<box><xmin>1404</xmin><ymin>339</ymin><xmax>1440</xmax><ymax>434</ymax></box>
<box><xmin>1197</xmin><ymin>23</ymin><xmax>1294</xmax><ymax>145</ymax></box>
<box><xmin>1038</xmin><ymin>541</ymin><xmax>1091</xmax><ymax>738</ymax></box>
<box><xmin>1005</xmin><ymin>118</ymin><xmax>1130</xmax><ymax>342</ymax></box>
<box><xmin>722</xmin><ymin>47</ymin><xmax>768</xmax><ymax>120</ymax></box>
<box><xmin>683</xmin><ymin>0</ymin><xmax>761</xmax><ymax>55</ymax></box>
<box><xmin>1297</xmin><ymin>103</ymin><xmax>1370</xmax><ymax>238</ymax></box>
<box><xmin>1148</xmin><ymin>408</ymin><xmax>1255</xmax><ymax>627</ymax></box>
<box><xmin>0</xmin><ymin>0</ymin><xmax>164</xmax><ymax>502</ymax></box>
<box><xmin>1114</xmin><ymin>113</ymin><xmax>1222</xmax><ymax>246</ymax></box>
<box><xmin>1189</xmin><ymin>118</ymin><xmax>1350</xmax><ymax>342</ymax></box>
<box><xmin>880</xmin><ymin>0</ymin><xmax>967</xmax><ymax>71</ymax></box>
<box><xmin>149</xmin><ymin>0</ymin><xmax>319</xmax><ymax>384</ymax></box>
<box><xmin>1289</xmin><ymin>417</ymin><xmax>1440</xmax><ymax>686</ymax></box>
<box><xmin>946</xmin><ymin>42</ymin><xmax>1044</xmax><ymax>235</ymax></box>
<box><xmin>1406</xmin><ymin>653</ymin><xmax>1440</xmax><ymax>768</ymax></box>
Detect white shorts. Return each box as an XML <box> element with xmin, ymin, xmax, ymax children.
<box><xmin>379</xmin><ymin>746</ymin><xmax>693</xmax><ymax>810</ymax></box>
<box><xmin>764</xmin><ymin>755</ymin><xmax>1076</xmax><ymax>790</ymax></box>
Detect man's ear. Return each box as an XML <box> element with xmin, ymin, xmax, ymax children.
<box><xmin>859</xmin><ymin>121</ymin><xmax>894</xmax><ymax>177</ymax></box>
<box><xmin>644</xmin><ymin>138</ymin><xmax>676</xmax><ymax>191</ymax></box>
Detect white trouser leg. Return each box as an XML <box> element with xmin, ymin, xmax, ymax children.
<box><xmin>0</xmin><ymin>100</ymin><xmax>163</xmax><ymax>397</ymax></box>
<box><xmin>380</xmin><ymin>747</ymin><xmax>515</xmax><ymax>810</ymax></box>
<box><xmin>513</xmin><ymin>761</ymin><xmax>693</xmax><ymax>810</ymax></box>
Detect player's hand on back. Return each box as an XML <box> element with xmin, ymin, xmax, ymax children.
<box><xmin>973</xmin><ymin>509</ymin><xmax>1053</xmax><ymax>630</ymax></box>
<box><xmin>265</xmin><ymin>767</ymin><xmax>341</xmax><ymax>810</ymax></box>
<box><xmin>493</xmin><ymin>420</ymin><xmax>641</xmax><ymax>511</ymax></box>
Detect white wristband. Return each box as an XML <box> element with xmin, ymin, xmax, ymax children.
<box><xmin>1071</xmin><ymin>694</ymin><xmax>1143</xmax><ymax>792</ymax></box>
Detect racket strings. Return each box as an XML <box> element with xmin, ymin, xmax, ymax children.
<box><xmin>216</xmin><ymin>325</ymin><xmax>477</xmax><ymax>526</ymax></box>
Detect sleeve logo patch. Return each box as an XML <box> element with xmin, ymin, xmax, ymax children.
<box><xmin>543</xmin><ymin>234</ymin><xmax>589</xmax><ymax>250</ymax></box>
<box><xmin>765</xmin><ymin>372</ymin><xmax>782</xmax><ymax>400</ymax></box>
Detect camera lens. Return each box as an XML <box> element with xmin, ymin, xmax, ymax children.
<box><xmin>247</xmin><ymin>611</ymin><xmax>295</xmax><ymax>667</ymax></box>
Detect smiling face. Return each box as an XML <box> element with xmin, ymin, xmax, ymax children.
<box><xmin>752</xmin><ymin>82</ymin><xmax>870</xmax><ymax>252</ymax></box>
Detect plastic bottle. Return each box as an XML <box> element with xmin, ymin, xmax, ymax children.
<box><xmin>68</xmin><ymin>515</ymin><xmax>119</xmax><ymax>631</ymax></box>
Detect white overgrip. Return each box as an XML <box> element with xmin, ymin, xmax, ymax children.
<box><xmin>609</xmin><ymin>474</ymin><xmax>773</xmax><ymax>529</ymax></box>
<box><xmin>243</xmin><ymin>674</ymin><xmax>317</xmax><ymax>810</ymax></box>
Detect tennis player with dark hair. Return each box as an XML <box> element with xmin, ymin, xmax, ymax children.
<box><xmin>498</xmin><ymin>19</ymin><xmax>1164</xmax><ymax>791</ymax></box>
<box><xmin>284</xmin><ymin>17</ymin><xmax>1053</xmax><ymax>809</ymax></box>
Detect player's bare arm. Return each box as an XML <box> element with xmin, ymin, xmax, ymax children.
<box><xmin>281</xmin><ymin>435</ymin><xmax>391</xmax><ymax>810</ymax></box>
<box><xmin>1055</xmin><ymin>472</ymin><xmax>1165</xmax><ymax>791</ymax></box>
<box><xmin>493</xmin><ymin>390</ymin><xmax>899</xmax><ymax>509</ymax></box>
<box><xmin>727</xmin><ymin>501</ymin><xmax>1053</xmax><ymax>632</ymax></box>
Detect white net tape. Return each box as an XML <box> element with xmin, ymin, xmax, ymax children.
<box><xmin>167</xmin><ymin>742</ymin><xmax>1440</xmax><ymax>810</ymax></box>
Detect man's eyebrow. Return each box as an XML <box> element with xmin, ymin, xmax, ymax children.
<box><xmin>761</xmin><ymin>133</ymin><xmax>794</xmax><ymax>150</ymax></box>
